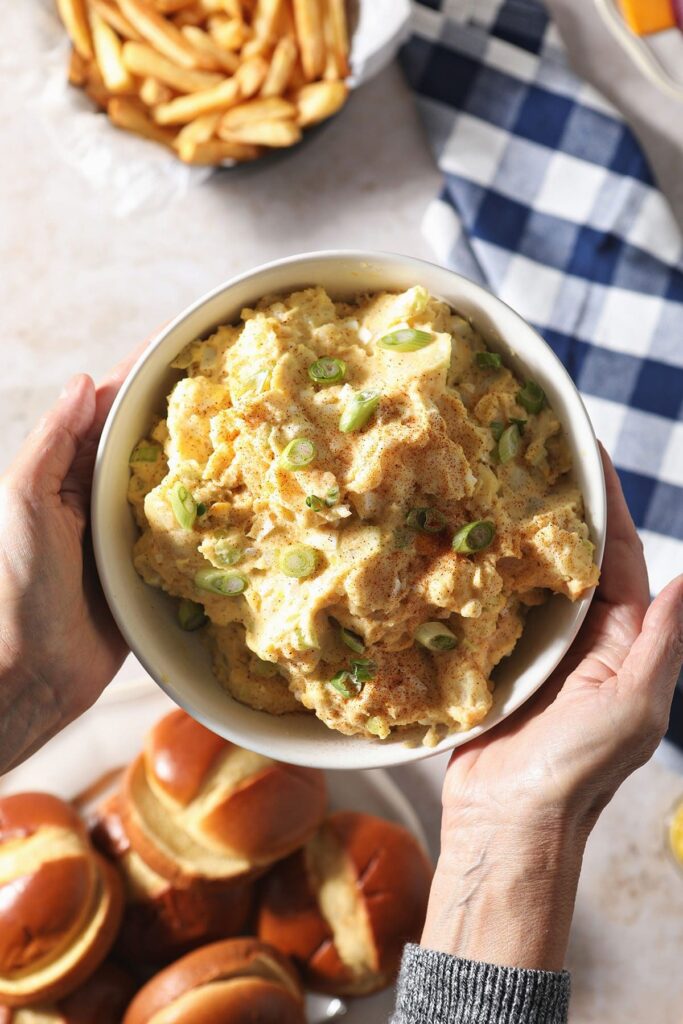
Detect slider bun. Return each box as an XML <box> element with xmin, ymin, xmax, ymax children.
<box><xmin>120</xmin><ymin>710</ymin><xmax>326</xmax><ymax>884</ymax></box>
<box><xmin>258</xmin><ymin>811</ymin><xmax>433</xmax><ymax>996</ymax></box>
<box><xmin>92</xmin><ymin>795</ymin><xmax>252</xmax><ymax>965</ymax></box>
<box><xmin>0</xmin><ymin>793</ymin><xmax>123</xmax><ymax>1007</ymax></box>
<box><xmin>0</xmin><ymin>962</ymin><xmax>136</xmax><ymax>1024</ymax></box>
<box><xmin>123</xmin><ymin>938</ymin><xmax>305</xmax><ymax>1024</ymax></box>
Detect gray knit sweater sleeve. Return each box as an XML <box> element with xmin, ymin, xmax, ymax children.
<box><xmin>391</xmin><ymin>945</ymin><xmax>570</xmax><ymax>1024</ymax></box>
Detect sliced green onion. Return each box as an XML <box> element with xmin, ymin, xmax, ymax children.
<box><xmin>490</xmin><ymin>420</ymin><xmax>505</xmax><ymax>442</ymax></box>
<box><xmin>510</xmin><ymin>418</ymin><xmax>527</xmax><ymax>432</ymax></box>
<box><xmin>340</xmin><ymin>625</ymin><xmax>365</xmax><ymax>653</ymax></box>
<box><xmin>452</xmin><ymin>520</ymin><xmax>496</xmax><ymax>554</ymax></box>
<box><xmin>475</xmin><ymin>351</ymin><xmax>502</xmax><ymax>370</ymax></box>
<box><xmin>196</xmin><ymin>502</ymin><xmax>207</xmax><ymax>517</ymax></box>
<box><xmin>351</xmin><ymin>658</ymin><xmax>376</xmax><ymax>683</ymax></box>
<box><xmin>293</xmin><ymin>625</ymin><xmax>319</xmax><ymax>651</ymax></box>
<box><xmin>280</xmin><ymin>437</ymin><xmax>317</xmax><ymax>470</ymax></box>
<box><xmin>308</xmin><ymin>356</ymin><xmax>347</xmax><ymax>386</ymax></box>
<box><xmin>178</xmin><ymin>599</ymin><xmax>207</xmax><ymax>631</ymax></box>
<box><xmin>325</xmin><ymin>486</ymin><xmax>340</xmax><ymax>507</ymax></box>
<box><xmin>194</xmin><ymin>568</ymin><xmax>248</xmax><ymax>596</ymax></box>
<box><xmin>214</xmin><ymin>539</ymin><xmax>242</xmax><ymax>566</ymax></box>
<box><xmin>517</xmin><ymin>380</ymin><xmax>546</xmax><ymax>414</ymax></box>
<box><xmin>279</xmin><ymin>545</ymin><xmax>317</xmax><ymax>579</ymax></box>
<box><xmin>415</xmin><ymin>621</ymin><xmax>458</xmax><ymax>651</ymax></box>
<box><xmin>306</xmin><ymin>495</ymin><xmax>324</xmax><ymax>511</ymax></box>
<box><xmin>329</xmin><ymin>670</ymin><xmax>356</xmax><ymax>698</ymax></box>
<box><xmin>253</xmin><ymin>658</ymin><xmax>279</xmax><ymax>678</ymax></box>
<box><xmin>170</xmin><ymin>483</ymin><xmax>197</xmax><ymax>530</ymax></box>
<box><xmin>339</xmin><ymin>390</ymin><xmax>381</xmax><ymax>433</ymax></box>
<box><xmin>406</xmin><ymin>507</ymin><xmax>446</xmax><ymax>534</ymax></box>
<box><xmin>130</xmin><ymin>444</ymin><xmax>160</xmax><ymax>463</ymax></box>
<box><xmin>498</xmin><ymin>424</ymin><xmax>521</xmax><ymax>464</ymax></box>
<box><xmin>378</xmin><ymin>328</ymin><xmax>434</xmax><ymax>352</ymax></box>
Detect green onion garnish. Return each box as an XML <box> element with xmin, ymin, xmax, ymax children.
<box><xmin>306</xmin><ymin>495</ymin><xmax>324</xmax><ymax>511</ymax></box>
<box><xmin>366</xmin><ymin>716</ymin><xmax>389</xmax><ymax>738</ymax></box>
<box><xmin>194</xmin><ymin>568</ymin><xmax>248</xmax><ymax>595</ymax></box>
<box><xmin>517</xmin><ymin>380</ymin><xmax>546</xmax><ymax>414</ymax></box>
<box><xmin>308</xmin><ymin>357</ymin><xmax>347</xmax><ymax>386</ymax></box>
<box><xmin>490</xmin><ymin>420</ymin><xmax>505</xmax><ymax>442</ymax></box>
<box><xmin>170</xmin><ymin>483</ymin><xmax>197</xmax><ymax>530</ymax></box>
<box><xmin>405</xmin><ymin>507</ymin><xmax>446</xmax><ymax>534</ymax></box>
<box><xmin>178</xmin><ymin>599</ymin><xmax>207</xmax><ymax>631</ymax></box>
<box><xmin>339</xmin><ymin>390</ymin><xmax>381</xmax><ymax>433</ymax></box>
<box><xmin>498</xmin><ymin>424</ymin><xmax>521</xmax><ymax>464</ymax></box>
<box><xmin>196</xmin><ymin>502</ymin><xmax>207</xmax><ymax>517</ymax></box>
<box><xmin>350</xmin><ymin>658</ymin><xmax>376</xmax><ymax>683</ymax></box>
<box><xmin>279</xmin><ymin>545</ymin><xmax>318</xmax><ymax>579</ymax></box>
<box><xmin>325</xmin><ymin>486</ymin><xmax>339</xmax><ymax>507</ymax></box>
<box><xmin>329</xmin><ymin>671</ymin><xmax>356</xmax><ymax>698</ymax></box>
<box><xmin>475</xmin><ymin>351</ymin><xmax>502</xmax><ymax>370</ymax></box>
<box><xmin>340</xmin><ymin>625</ymin><xmax>365</xmax><ymax>653</ymax></box>
<box><xmin>280</xmin><ymin>437</ymin><xmax>317</xmax><ymax>470</ymax></box>
<box><xmin>510</xmin><ymin>418</ymin><xmax>527</xmax><ymax>432</ymax></box>
<box><xmin>415</xmin><ymin>621</ymin><xmax>458</xmax><ymax>651</ymax></box>
<box><xmin>452</xmin><ymin>520</ymin><xmax>496</xmax><ymax>554</ymax></box>
<box><xmin>130</xmin><ymin>445</ymin><xmax>160</xmax><ymax>463</ymax></box>
<box><xmin>214</xmin><ymin>540</ymin><xmax>242</xmax><ymax>566</ymax></box>
<box><xmin>377</xmin><ymin>328</ymin><xmax>434</xmax><ymax>352</ymax></box>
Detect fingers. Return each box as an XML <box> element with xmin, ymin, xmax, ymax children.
<box><xmin>5</xmin><ymin>376</ymin><xmax>97</xmax><ymax>501</ymax></box>
<box><xmin>617</xmin><ymin>575</ymin><xmax>683</xmax><ymax>729</ymax></box>
<box><xmin>596</xmin><ymin>444</ymin><xmax>650</xmax><ymax>613</ymax></box>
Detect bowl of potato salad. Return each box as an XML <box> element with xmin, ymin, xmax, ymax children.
<box><xmin>93</xmin><ymin>251</ymin><xmax>606</xmax><ymax>769</ymax></box>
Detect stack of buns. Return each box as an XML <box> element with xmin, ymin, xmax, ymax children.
<box><xmin>0</xmin><ymin>708</ymin><xmax>433</xmax><ymax>1021</ymax></box>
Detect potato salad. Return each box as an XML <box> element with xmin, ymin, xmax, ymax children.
<box><xmin>128</xmin><ymin>286</ymin><xmax>599</xmax><ymax>743</ymax></box>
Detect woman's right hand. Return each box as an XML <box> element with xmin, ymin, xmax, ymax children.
<box><xmin>422</xmin><ymin>448</ymin><xmax>683</xmax><ymax>971</ymax></box>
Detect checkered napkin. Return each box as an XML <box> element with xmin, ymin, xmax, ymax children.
<box><xmin>400</xmin><ymin>0</ymin><xmax>683</xmax><ymax>603</ymax></box>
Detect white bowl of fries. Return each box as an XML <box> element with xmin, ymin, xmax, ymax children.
<box><xmin>93</xmin><ymin>249</ymin><xmax>606</xmax><ymax>771</ymax></box>
<box><xmin>53</xmin><ymin>0</ymin><xmax>412</xmax><ymax>166</ymax></box>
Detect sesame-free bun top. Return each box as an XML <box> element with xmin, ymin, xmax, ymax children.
<box><xmin>123</xmin><ymin>938</ymin><xmax>305</xmax><ymax>1024</ymax></box>
<box><xmin>120</xmin><ymin>710</ymin><xmax>326</xmax><ymax>883</ymax></box>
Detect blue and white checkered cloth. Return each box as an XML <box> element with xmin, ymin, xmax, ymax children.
<box><xmin>401</xmin><ymin>0</ymin><xmax>683</xmax><ymax>602</ymax></box>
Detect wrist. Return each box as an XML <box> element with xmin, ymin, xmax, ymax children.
<box><xmin>422</xmin><ymin>812</ymin><xmax>586</xmax><ymax>972</ymax></box>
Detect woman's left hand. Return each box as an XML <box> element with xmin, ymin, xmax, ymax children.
<box><xmin>0</xmin><ymin>355</ymin><xmax>139</xmax><ymax>775</ymax></box>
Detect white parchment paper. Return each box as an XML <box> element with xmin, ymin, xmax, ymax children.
<box><xmin>9</xmin><ymin>0</ymin><xmax>412</xmax><ymax>217</ymax></box>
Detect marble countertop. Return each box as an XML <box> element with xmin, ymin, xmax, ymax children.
<box><xmin>3</xmin><ymin>13</ymin><xmax>683</xmax><ymax>1020</ymax></box>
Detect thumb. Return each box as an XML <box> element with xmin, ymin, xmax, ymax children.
<box><xmin>618</xmin><ymin>574</ymin><xmax>683</xmax><ymax>732</ymax></box>
<box><xmin>6</xmin><ymin>375</ymin><xmax>97</xmax><ymax>501</ymax></box>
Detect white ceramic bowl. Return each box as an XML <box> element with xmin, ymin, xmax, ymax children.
<box><xmin>93</xmin><ymin>250</ymin><xmax>606</xmax><ymax>770</ymax></box>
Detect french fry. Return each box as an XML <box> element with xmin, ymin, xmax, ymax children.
<box><xmin>208</xmin><ymin>16</ymin><xmax>251</xmax><ymax>50</ymax></box>
<box><xmin>153</xmin><ymin>74</ymin><xmax>240</xmax><ymax>123</ymax></box>
<box><xmin>292</xmin><ymin>0</ymin><xmax>324</xmax><ymax>81</ymax></box>
<box><xmin>108</xmin><ymin>97</ymin><xmax>177</xmax><ymax>146</ymax></box>
<box><xmin>176</xmin><ymin>136</ymin><xmax>260</xmax><ymax>163</ymax></box>
<box><xmin>253</xmin><ymin>0</ymin><xmax>284</xmax><ymax>42</ymax></box>
<box><xmin>219</xmin><ymin>95</ymin><xmax>295</xmax><ymax>131</ymax></box>
<box><xmin>181</xmin><ymin>25</ymin><xmax>240</xmax><ymax>72</ymax></box>
<box><xmin>122</xmin><ymin>41</ymin><xmax>224</xmax><ymax>92</ymax></box>
<box><xmin>234</xmin><ymin>55</ymin><xmax>269</xmax><ymax>97</ymax></box>
<box><xmin>221</xmin><ymin>118</ymin><xmax>301</xmax><ymax>146</ymax></box>
<box><xmin>260</xmin><ymin>34</ymin><xmax>297</xmax><ymax>96</ymax></box>
<box><xmin>151</xmin><ymin>0</ymin><xmax>196</xmax><ymax>11</ymax></box>
<box><xmin>118</xmin><ymin>0</ymin><xmax>202</xmax><ymax>68</ymax></box>
<box><xmin>241</xmin><ymin>36</ymin><xmax>271</xmax><ymax>59</ymax></box>
<box><xmin>84</xmin><ymin>61</ymin><xmax>111</xmax><ymax>108</ymax></box>
<box><xmin>295</xmin><ymin>78</ymin><xmax>346</xmax><ymax>126</ymax></box>
<box><xmin>68</xmin><ymin>47</ymin><xmax>89</xmax><ymax>86</ymax></box>
<box><xmin>89</xmin><ymin>0</ymin><xmax>143</xmax><ymax>40</ymax></box>
<box><xmin>172</xmin><ymin>6</ymin><xmax>205</xmax><ymax>26</ymax></box>
<box><xmin>174</xmin><ymin>110</ymin><xmax>221</xmax><ymax>149</ymax></box>
<box><xmin>139</xmin><ymin>75</ymin><xmax>174</xmax><ymax>104</ymax></box>
<box><xmin>90</xmin><ymin>10</ymin><xmax>135</xmax><ymax>93</ymax></box>
<box><xmin>324</xmin><ymin>0</ymin><xmax>349</xmax><ymax>78</ymax></box>
<box><xmin>56</xmin><ymin>0</ymin><xmax>93</xmax><ymax>59</ymax></box>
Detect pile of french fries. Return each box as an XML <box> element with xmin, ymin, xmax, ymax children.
<box><xmin>56</xmin><ymin>0</ymin><xmax>350</xmax><ymax>164</ymax></box>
